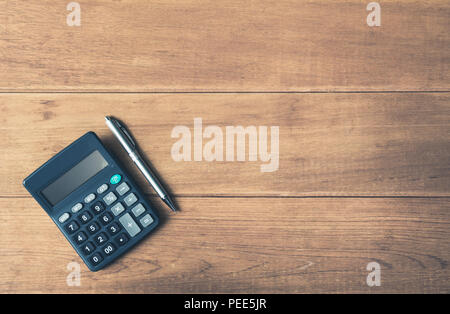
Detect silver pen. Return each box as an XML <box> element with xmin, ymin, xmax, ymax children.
<box><xmin>105</xmin><ymin>116</ymin><xmax>177</xmax><ymax>212</ymax></box>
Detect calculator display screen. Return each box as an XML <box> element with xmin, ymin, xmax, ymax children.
<box><xmin>41</xmin><ymin>150</ymin><xmax>108</xmax><ymax>206</ymax></box>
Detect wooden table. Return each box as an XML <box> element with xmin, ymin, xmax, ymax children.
<box><xmin>0</xmin><ymin>1</ymin><xmax>449</xmax><ymax>293</ymax></box>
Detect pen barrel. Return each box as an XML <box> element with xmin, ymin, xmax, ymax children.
<box><xmin>105</xmin><ymin>119</ymin><xmax>135</xmax><ymax>155</ymax></box>
<box><xmin>130</xmin><ymin>151</ymin><xmax>166</xmax><ymax>198</ymax></box>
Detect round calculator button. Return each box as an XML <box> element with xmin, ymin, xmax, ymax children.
<box><xmin>84</xmin><ymin>193</ymin><xmax>96</xmax><ymax>204</ymax></box>
<box><xmin>71</xmin><ymin>203</ymin><xmax>83</xmax><ymax>213</ymax></box>
<box><xmin>97</xmin><ymin>184</ymin><xmax>109</xmax><ymax>194</ymax></box>
<box><xmin>58</xmin><ymin>212</ymin><xmax>70</xmax><ymax>223</ymax></box>
<box><xmin>110</xmin><ymin>174</ymin><xmax>122</xmax><ymax>185</ymax></box>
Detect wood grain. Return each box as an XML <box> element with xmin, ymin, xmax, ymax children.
<box><xmin>1</xmin><ymin>0</ymin><xmax>449</xmax><ymax>295</ymax></box>
<box><xmin>0</xmin><ymin>197</ymin><xmax>448</xmax><ymax>293</ymax></box>
<box><xmin>0</xmin><ymin>0</ymin><xmax>448</xmax><ymax>92</ymax></box>
<box><xmin>1</xmin><ymin>93</ymin><xmax>449</xmax><ymax>197</ymax></box>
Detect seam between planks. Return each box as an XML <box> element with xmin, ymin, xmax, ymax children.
<box><xmin>0</xmin><ymin>91</ymin><xmax>449</xmax><ymax>94</ymax></box>
<box><xmin>1</xmin><ymin>195</ymin><xmax>449</xmax><ymax>199</ymax></box>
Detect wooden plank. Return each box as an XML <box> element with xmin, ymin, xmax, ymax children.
<box><xmin>0</xmin><ymin>0</ymin><xmax>448</xmax><ymax>92</ymax></box>
<box><xmin>1</xmin><ymin>93</ymin><xmax>449</xmax><ymax>197</ymax></box>
<box><xmin>0</xmin><ymin>197</ymin><xmax>448</xmax><ymax>293</ymax></box>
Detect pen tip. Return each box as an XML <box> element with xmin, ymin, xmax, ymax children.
<box><xmin>163</xmin><ymin>196</ymin><xmax>178</xmax><ymax>212</ymax></box>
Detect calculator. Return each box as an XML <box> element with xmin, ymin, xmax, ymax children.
<box><xmin>23</xmin><ymin>132</ymin><xmax>160</xmax><ymax>271</ymax></box>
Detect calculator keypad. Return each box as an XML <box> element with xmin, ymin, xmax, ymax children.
<box><xmin>119</xmin><ymin>213</ymin><xmax>141</xmax><ymax>237</ymax></box>
<box><xmin>74</xmin><ymin>231</ymin><xmax>88</xmax><ymax>244</ymax></box>
<box><xmin>65</xmin><ymin>221</ymin><xmax>79</xmax><ymax>234</ymax></box>
<box><xmin>110</xmin><ymin>174</ymin><xmax>121</xmax><ymax>185</ymax></box>
<box><xmin>107</xmin><ymin>222</ymin><xmax>121</xmax><ymax>235</ymax></box>
<box><xmin>116</xmin><ymin>182</ymin><xmax>130</xmax><ymax>196</ymax></box>
<box><xmin>102</xmin><ymin>243</ymin><xmax>116</xmax><ymax>256</ymax></box>
<box><xmin>90</xmin><ymin>253</ymin><xmax>103</xmax><ymax>265</ymax></box>
<box><xmin>91</xmin><ymin>201</ymin><xmax>105</xmax><ymax>215</ymax></box>
<box><xmin>111</xmin><ymin>202</ymin><xmax>125</xmax><ymax>216</ymax></box>
<box><xmin>131</xmin><ymin>203</ymin><xmax>146</xmax><ymax>217</ymax></box>
<box><xmin>140</xmin><ymin>214</ymin><xmax>154</xmax><ymax>228</ymax></box>
<box><xmin>84</xmin><ymin>193</ymin><xmax>96</xmax><ymax>204</ymax></box>
<box><xmin>99</xmin><ymin>212</ymin><xmax>113</xmax><ymax>226</ymax></box>
<box><xmin>59</xmin><ymin>212</ymin><xmax>70</xmax><ymax>223</ymax></box>
<box><xmin>71</xmin><ymin>203</ymin><xmax>83</xmax><ymax>213</ymax></box>
<box><xmin>60</xmin><ymin>178</ymin><xmax>156</xmax><ymax>269</ymax></box>
<box><xmin>87</xmin><ymin>222</ymin><xmax>100</xmax><ymax>235</ymax></box>
<box><xmin>82</xmin><ymin>242</ymin><xmax>96</xmax><ymax>256</ymax></box>
<box><xmin>78</xmin><ymin>211</ymin><xmax>93</xmax><ymax>224</ymax></box>
<box><xmin>115</xmin><ymin>233</ymin><xmax>129</xmax><ymax>246</ymax></box>
<box><xmin>124</xmin><ymin>193</ymin><xmax>138</xmax><ymax>207</ymax></box>
<box><xmin>96</xmin><ymin>184</ymin><xmax>108</xmax><ymax>194</ymax></box>
<box><xmin>95</xmin><ymin>232</ymin><xmax>109</xmax><ymax>245</ymax></box>
<box><xmin>103</xmin><ymin>192</ymin><xmax>117</xmax><ymax>206</ymax></box>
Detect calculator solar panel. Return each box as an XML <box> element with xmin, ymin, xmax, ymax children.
<box><xmin>23</xmin><ymin>132</ymin><xmax>160</xmax><ymax>271</ymax></box>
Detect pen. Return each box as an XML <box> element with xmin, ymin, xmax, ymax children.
<box><xmin>105</xmin><ymin>116</ymin><xmax>178</xmax><ymax>212</ymax></box>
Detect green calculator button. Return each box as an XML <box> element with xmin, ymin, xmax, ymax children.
<box><xmin>110</xmin><ymin>174</ymin><xmax>121</xmax><ymax>185</ymax></box>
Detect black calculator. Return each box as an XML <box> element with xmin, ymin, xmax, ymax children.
<box><xmin>23</xmin><ymin>132</ymin><xmax>160</xmax><ymax>271</ymax></box>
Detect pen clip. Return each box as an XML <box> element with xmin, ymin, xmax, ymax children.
<box><xmin>115</xmin><ymin>119</ymin><xmax>136</xmax><ymax>149</ymax></box>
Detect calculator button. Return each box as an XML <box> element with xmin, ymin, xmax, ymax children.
<box><xmin>94</xmin><ymin>232</ymin><xmax>109</xmax><ymax>245</ymax></box>
<box><xmin>124</xmin><ymin>193</ymin><xmax>138</xmax><ymax>207</ymax></box>
<box><xmin>110</xmin><ymin>202</ymin><xmax>125</xmax><ymax>216</ymax></box>
<box><xmin>71</xmin><ymin>203</ymin><xmax>83</xmax><ymax>213</ymax></box>
<box><xmin>87</xmin><ymin>222</ymin><xmax>100</xmax><ymax>235</ymax></box>
<box><xmin>58</xmin><ymin>212</ymin><xmax>70</xmax><ymax>223</ymax></box>
<box><xmin>115</xmin><ymin>233</ymin><xmax>129</xmax><ymax>246</ymax></box>
<box><xmin>102</xmin><ymin>243</ymin><xmax>116</xmax><ymax>256</ymax></box>
<box><xmin>103</xmin><ymin>192</ymin><xmax>117</xmax><ymax>206</ymax></box>
<box><xmin>119</xmin><ymin>213</ymin><xmax>141</xmax><ymax>237</ymax></box>
<box><xmin>110</xmin><ymin>174</ymin><xmax>122</xmax><ymax>185</ymax></box>
<box><xmin>140</xmin><ymin>214</ymin><xmax>154</xmax><ymax>228</ymax></box>
<box><xmin>74</xmin><ymin>231</ymin><xmax>88</xmax><ymax>245</ymax></box>
<box><xmin>99</xmin><ymin>212</ymin><xmax>113</xmax><ymax>226</ymax></box>
<box><xmin>131</xmin><ymin>203</ymin><xmax>146</xmax><ymax>217</ymax></box>
<box><xmin>78</xmin><ymin>211</ymin><xmax>93</xmax><ymax>224</ymax></box>
<box><xmin>82</xmin><ymin>242</ymin><xmax>96</xmax><ymax>256</ymax></box>
<box><xmin>90</xmin><ymin>252</ymin><xmax>103</xmax><ymax>265</ymax></box>
<box><xmin>65</xmin><ymin>221</ymin><xmax>79</xmax><ymax>234</ymax></box>
<box><xmin>96</xmin><ymin>184</ymin><xmax>109</xmax><ymax>194</ymax></box>
<box><xmin>107</xmin><ymin>222</ymin><xmax>121</xmax><ymax>236</ymax></box>
<box><xmin>90</xmin><ymin>201</ymin><xmax>105</xmax><ymax>215</ymax></box>
<box><xmin>84</xmin><ymin>193</ymin><xmax>96</xmax><ymax>204</ymax></box>
<box><xmin>116</xmin><ymin>182</ymin><xmax>130</xmax><ymax>196</ymax></box>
